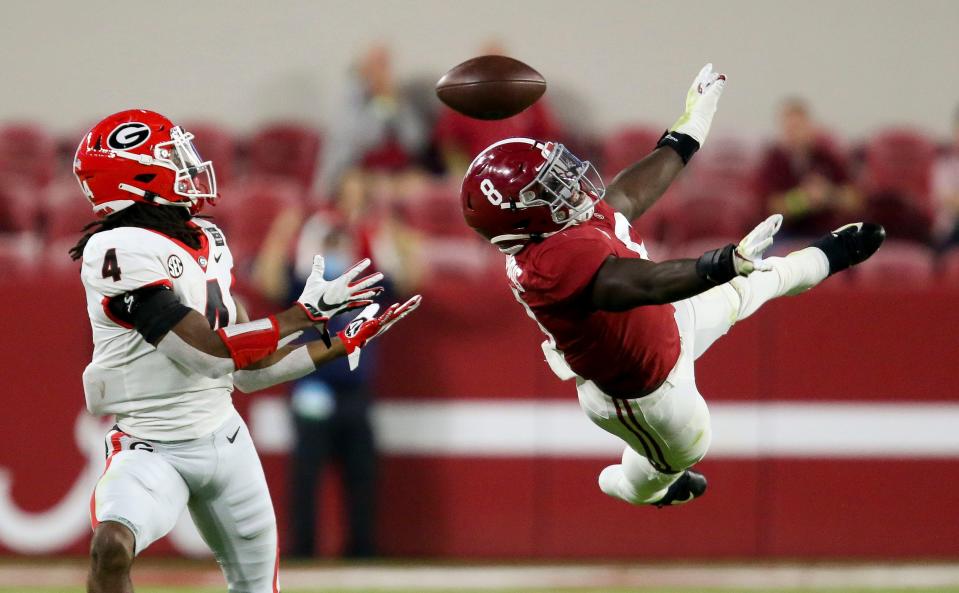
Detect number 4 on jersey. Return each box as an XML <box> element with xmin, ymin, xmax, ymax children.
<box><xmin>205</xmin><ymin>280</ymin><xmax>229</xmax><ymax>330</ymax></box>
<box><xmin>102</xmin><ymin>248</ymin><xmax>122</xmax><ymax>282</ymax></box>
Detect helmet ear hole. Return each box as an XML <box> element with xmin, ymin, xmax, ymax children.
<box><xmin>512</xmin><ymin>219</ymin><xmax>531</xmax><ymax>230</ymax></box>
<box><xmin>134</xmin><ymin>173</ymin><xmax>156</xmax><ymax>183</ymax></box>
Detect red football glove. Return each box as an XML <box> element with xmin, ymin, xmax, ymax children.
<box><xmin>338</xmin><ymin>295</ymin><xmax>423</xmax><ymax>370</ymax></box>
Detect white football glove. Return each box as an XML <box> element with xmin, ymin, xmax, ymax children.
<box><xmin>669</xmin><ymin>63</ymin><xmax>727</xmax><ymax>147</ymax></box>
<box><xmin>734</xmin><ymin>214</ymin><xmax>783</xmax><ymax>275</ymax></box>
<box><xmin>339</xmin><ymin>295</ymin><xmax>423</xmax><ymax>370</ymax></box>
<box><xmin>296</xmin><ymin>256</ymin><xmax>384</xmax><ymax>322</ymax></box>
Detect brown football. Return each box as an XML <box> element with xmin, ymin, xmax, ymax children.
<box><xmin>435</xmin><ymin>55</ymin><xmax>546</xmax><ymax>120</ymax></box>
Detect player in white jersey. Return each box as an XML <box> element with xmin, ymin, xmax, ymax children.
<box><xmin>71</xmin><ymin>109</ymin><xmax>421</xmax><ymax>593</ymax></box>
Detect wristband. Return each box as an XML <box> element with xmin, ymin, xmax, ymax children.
<box><xmin>656</xmin><ymin>130</ymin><xmax>700</xmax><ymax>164</ymax></box>
<box><xmin>217</xmin><ymin>316</ymin><xmax>280</xmax><ymax>369</ymax></box>
<box><xmin>696</xmin><ymin>244</ymin><xmax>737</xmax><ymax>285</ymax></box>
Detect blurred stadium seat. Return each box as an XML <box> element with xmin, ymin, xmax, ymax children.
<box><xmin>660</xmin><ymin>186</ymin><xmax>757</xmax><ymax>244</ymax></box>
<box><xmin>0</xmin><ymin>233</ymin><xmax>41</xmax><ymax>277</ymax></box>
<box><xmin>246</xmin><ymin>123</ymin><xmax>321</xmax><ymax>191</ymax></box>
<box><xmin>42</xmin><ymin>180</ymin><xmax>93</xmax><ymax>240</ymax></box>
<box><xmin>212</xmin><ymin>177</ymin><xmax>303</xmax><ymax>263</ymax></box>
<box><xmin>851</xmin><ymin>240</ymin><xmax>936</xmax><ymax>287</ymax></box>
<box><xmin>0</xmin><ymin>174</ymin><xmax>42</xmax><ymax>233</ymax></box>
<box><xmin>183</xmin><ymin>122</ymin><xmax>240</xmax><ymax>187</ymax></box>
<box><xmin>862</xmin><ymin>190</ymin><xmax>934</xmax><ymax>243</ymax></box>
<box><xmin>940</xmin><ymin>247</ymin><xmax>959</xmax><ymax>286</ymax></box>
<box><xmin>681</xmin><ymin>136</ymin><xmax>761</xmax><ymax>197</ymax></box>
<box><xmin>600</xmin><ymin>126</ymin><xmax>662</xmax><ymax>178</ymax></box>
<box><xmin>860</xmin><ymin>128</ymin><xmax>937</xmax><ymax>207</ymax></box>
<box><xmin>0</xmin><ymin>123</ymin><xmax>56</xmax><ymax>189</ymax></box>
<box><xmin>667</xmin><ymin>236</ymin><xmax>740</xmax><ymax>260</ymax></box>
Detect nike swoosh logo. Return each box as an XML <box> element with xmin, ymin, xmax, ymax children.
<box><xmin>318</xmin><ymin>294</ymin><xmax>338</xmax><ymax>312</ymax></box>
<box><xmin>214</xmin><ymin>253</ymin><xmax>222</xmax><ymax>263</ymax></box>
<box><xmin>226</xmin><ymin>426</ymin><xmax>240</xmax><ymax>444</ymax></box>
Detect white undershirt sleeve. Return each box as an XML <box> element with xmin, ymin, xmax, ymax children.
<box><xmin>233</xmin><ymin>345</ymin><xmax>317</xmax><ymax>394</ymax></box>
<box><xmin>156</xmin><ymin>331</ymin><xmax>236</xmax><ymax>379</ymax></box>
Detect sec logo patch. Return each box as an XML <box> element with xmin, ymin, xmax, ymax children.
<box><xmin>167</xmin><ymin>255</ymin><xmax>184</xmax><ymax>278</ymax></box>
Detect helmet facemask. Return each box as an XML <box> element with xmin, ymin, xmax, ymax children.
<box><xmin>157</xmin><ymin>126</ymin><xmax>217</xmax><ymax>205</ymax></box>
<box><xmin>113</xmin><ymin>125</ymin><xmax>217</xmax><ymax>209</ymax></box>
<box><xmin>517</xmin><ymin>142</ymin><xmax>605</xmax><ymax>226</ymax></box>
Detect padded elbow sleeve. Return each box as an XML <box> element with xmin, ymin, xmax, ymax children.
<box><xmin>107</xmin><ymin>285</ymin><xmax>193</xmax><ymax>345</ymax></box>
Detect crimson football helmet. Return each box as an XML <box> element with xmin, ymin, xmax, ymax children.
<box><xmin>460</xmin><ymin>138</ymin><xmax>605</xmax><ymax>254</ymax></box>
<box><xmin>73</xmin><ymin>109</ymin><xmax>217</xmax><ymax>217</ymax></box>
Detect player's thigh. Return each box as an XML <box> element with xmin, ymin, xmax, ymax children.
<box><xmin>92</xmin><ymin>449</ymin><xmax>189</xmax><ymax>555</ymax></box>
<box><xmin>676</xmin><ymin>283</ymin><xmax>742</xmax><ymax>359</ymax></box>
<box><xmin>190</xmin><ymin>419</ymin><xmax>278</xmax><ymax>593</ymax></box>
<box><xmin>577</xmin><ymin>359</ymin><xmax>710</xmax><ymax>473</ymax></box>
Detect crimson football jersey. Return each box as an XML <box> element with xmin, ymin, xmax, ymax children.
<box><xmin>507</xmin><ymin>201</ymin><xmax>680</xmax><ymax>397</ymax></box>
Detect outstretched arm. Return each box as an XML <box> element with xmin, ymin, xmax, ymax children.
<box><xmin>123</xmin><ymin>256</ymin><xmax>383</xmax><ymax>378</ymax></box>
<box><xmin>231</xmin><ymin>295</ymin><xmax>423</xmax><ymax>393</ymax></box>
<box><xmin>590</xmin><ymin>215</ymin><xmax>782</xmax><ymax>310</ymax></box>
<box><xmin>605</xmin><ymin>64</ymin><xmax>727</xmax><ymax>221</ymax></box>
<box><xmin>604</xmin><ymin>148</ymin><xmax>685</xmax><ymax>221</ymax></box>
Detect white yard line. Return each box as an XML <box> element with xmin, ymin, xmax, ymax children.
<box><xmin>250</xmin><ymin>398</ymin><xmax>959</xmax><ymax>458</ymax></box>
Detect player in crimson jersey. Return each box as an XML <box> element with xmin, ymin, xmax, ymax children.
<box><xmin>73</xmin><ymin>109</ymin><xmax>420</xmax><ymax>593</ymax></box>
<box><xmin>461</xmin><ymin>65</ymin><xmax>884</xmax><ymax>507</ymax></box>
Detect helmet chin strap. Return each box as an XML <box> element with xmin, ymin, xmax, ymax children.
<box><xmin>491</xmin><ymin>205</ymin><xmax>596</xmax><ymax>255</ymax></box>
<box><xmin>117</xmin><ymin>183</ymin><xmax>194</xmax><ymax>208</ymax></box>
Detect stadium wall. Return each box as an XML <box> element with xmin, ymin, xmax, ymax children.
<box><xmin>1</xmin><ymin>0</ymin><xmax>957</xmax><ymax>138</ymax></box>
<box><xmin>0</xmin><ymin>271</ymin><xmax>957</xmax><ymax>559</ymax></box>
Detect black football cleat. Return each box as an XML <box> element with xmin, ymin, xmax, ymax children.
<box><xmin>653</xmin><ymin>469</ymin><xmax>707</xmax><ymax>508</ymax></box>
<box><xmin>809</xmin><ymin>222</ymin><xmax>886</xmax><ymax>276</ymax></box>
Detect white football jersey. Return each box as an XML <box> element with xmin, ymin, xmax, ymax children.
<box><xmin>80</xmin><ymin>218</ymin><xmax>239</xmax><ymax>441</ymax></box>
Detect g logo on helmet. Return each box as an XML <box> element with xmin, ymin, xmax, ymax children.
<box><xmin>107</xmin><ymin>122</ymin><xmax>151</xmax><ymax>150</ymax></box>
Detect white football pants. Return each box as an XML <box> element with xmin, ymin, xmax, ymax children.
<box><xmin>90</xmin><ymin>408</ymin><xmax>279</xmax><ymax>593</ymax></box>
<box><xmin>578</xmin><ymin>248</ymin><xmax>830</xmax><ymax>504</ymax></box>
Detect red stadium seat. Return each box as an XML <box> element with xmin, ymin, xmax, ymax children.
<box><xmin>668</xmin><ymin>236</ymin><xmax>740</xmax><ymax>260</ymax></box>
<box><xmin>660</xmin><ymin>185</ymin><xmax>759</xmax><ymax>244</ymax></box>
<box><xmin>0</xmin><ymin>123</ymin><xmax>56</xmax><ymax>189</ymax></box>
<box><xmin>682</xmin><ymin>136</ymin><xmax>761</xmax><ymax>195</ymax></box>
<box><xmin>400</xmin><ymin>181</ymin><xmax>472</xmax><ymax>238</ymax></box>
<box><xmin>850</xmin><ymin>240</ymin><xmax>935</xmax><ymax>288</ymax></box>
<box><xmin>212</xmin><ymin>177</ymin><xmax>303</xmax><ymax>265</ymax></box>
<box><xmin>940</xmin><ymin>248</ymin><xmax>959</xmax><ymax>287</ymax></box>
<box><xmin>601</xmin><ymin>126</ymin><xmax>662</xmax><ymax>178</ymax></box>
<box><xmin>863</xmin><ymin>191</ymin><xmax>933</xmax><ymax>243</ymax></box>
<box><xmin>183</xmin><ymin>122</ymin><xmax>240</xmax><ymax>187</ymax></box>
<box><xmin>0</xmin><ymin>233</ymin><xmax>41</xmax><ymax>278</ymax></box>
<box><xmin>246</xmin><ymin>123</ymin><xmax>321</xmax><ymax>191</ymax></box>
<box><xmin>42</xmin><ymin>180</ymin><xmax>95</xmax><ymax>241</ymax></box>
<box><xmin>0</xmin><ymin>174</ymin><xmax>42</xmax><ymax>233</ymax></box>
<box><xmin>861</xmin><ymin>128</ymin><xmax>937</xmax><ymax>209</ymax></box>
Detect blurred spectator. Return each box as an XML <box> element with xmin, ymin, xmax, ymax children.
<box><xmin>757</xmin><ymin>98</ymin><xmax>859</xmax><ymax>236</ymax></box>
<box><xmin>434</xmin><ymin>42</ymin><xmax>562</xmax><ymax>176</ymax></box>
<box><xmin>253</xmin><ymin>170</ymin><xmax>422</xmax><ymax>558</ymax></box>
<box><xmin>315</xmin><ymin>45</ymin><xmax>428</xmax><ymax>195</ymax></box>
<box><xmin>932</xmin><ymin>106</ymin><xmax>959</xmax><ymax>249</ymax></box>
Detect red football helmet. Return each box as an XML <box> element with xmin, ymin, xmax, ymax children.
<box><xmin>73</xmin><ymin>109</ymin><xmax>217</xmax><ymax>217</ymax></box>
<box><xmin>460</xmin><ymin>138</ymin><xmax>604</xmax><ymax>253</ymax></box>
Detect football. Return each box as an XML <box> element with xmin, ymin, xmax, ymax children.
<box><xmin>435</xmin><ymin>55</ymin><xmax>546</xmax><ymax>120</ymax></box>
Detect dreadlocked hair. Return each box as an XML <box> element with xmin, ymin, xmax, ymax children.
<box><xmin>69</xmin><ymin>203</ymin><xmax>205</xmax><ymax>261</ymax></box>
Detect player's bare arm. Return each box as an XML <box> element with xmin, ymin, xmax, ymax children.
<box><xmin>590</xmin><ymin>215</ymin><xmax>783</xmax><ymax>310</ymax></box>
<box><xmin>606</xmin><ymin>64</ymin><xmax>727</xmax><ymax>221</ymax></box>
<box><xmin>604</xmin><ymin>149</ymin><xmax>684</xmax><ymax>221</ymax></box>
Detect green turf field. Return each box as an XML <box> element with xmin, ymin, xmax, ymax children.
<box><xmin>7</xmin><ymin>587</ymin><xmax>957</xmax><ymax>593</ymax></box>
